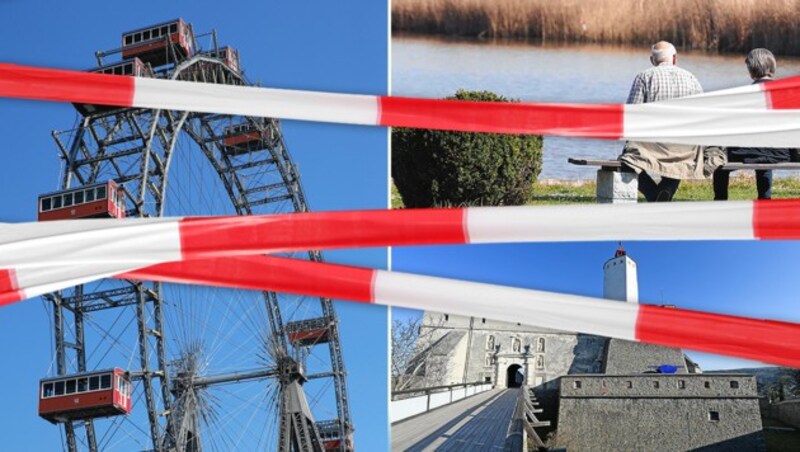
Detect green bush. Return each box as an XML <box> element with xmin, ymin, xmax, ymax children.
<box><xmin>392</xmin><ymin>90</ymin><xmax>543</xmax><ymax>207</ymax></box>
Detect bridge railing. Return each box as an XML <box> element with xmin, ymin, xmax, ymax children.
<box><xmin>504</xmin><ymin>386</ymin><xmax>550</xmax><ymax>451</ymax></box>
<box><xmin>390</xmin><ymin>381</ymin><xmax>494</xmax><ymax>423</ymax></box>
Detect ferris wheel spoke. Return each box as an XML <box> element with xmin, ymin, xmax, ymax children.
<box><xmin>202</xmin><ymin>384</ymin><xmax>277</xmax><ymax>449</ymax></box>
<box><xmin>44</xmin><ymin>30</ymin><xmax>352</xmax><ymax>450</ymax></box>
<box><xmin>83</xmin><ymin>306</ymin><xmax>137</xmax><ymax>366</ymax></box>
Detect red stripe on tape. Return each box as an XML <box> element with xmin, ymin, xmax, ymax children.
<box><xmin>762</xmin><ymin>75</ymin><xmax>800</xmax><ymax>110</ymax></box>
<box><xmin>752</xmin><ymin>199</ymin><xmax>800</xmax><ymax>239</ymax></box>
<box><xmin>118</xmin><ymin>255</ymin><xmax>376</xmax><ymax>303</ymax></box>
<box><xmin>0</xmin><ymin>269</ymin><xmax>23</xmax><ymax>307</ymax></box>
<box><xmin>378</xmin><ymin>96</ymin><xmax>624</xmax><ymax>138</ymax></box>
<box><xmin>178</xmin><ymin>209</ymin><xmax>468</xmax><ymax>258</ymax></box>
<box><xmin>0</xmin><ymin>63</ymin><xmax>134</xmax><ymax>107</ymax></box>
<box><xmin>635</xmin><ymin>304</ymin><xmax>800</xmax><ymax>367</ymax></box>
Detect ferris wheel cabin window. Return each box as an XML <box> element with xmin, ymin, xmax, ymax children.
<box><xmin>170</xmin><ymin>23</ymin><xmax>178</xmax><ymax>34</ymax></box>
<box><xmin>63</xmin><ymin>193</ymin><xmax>73</xmax><ymax>207</ymax></box>
<box><xmin>65</xmin><ymin>379</ymin><xmax>76</xmax><ymax>394</ymax></box>
<box><xmin>89</xmin><ymin>376</ymin><xmax>100</xmax><ymax>391</ymax></box>
<box><xmin>42</xmin><ymin>383</ymin><xmax>54</xmax><ymax>398</ymax></box>
<box><xmin>40</xmin><ymin>197</ymin><xmax>51</xmax><ymax>212</ymax></box>
<box><xmin>85</xmin><ymin>188</ymin><xmax>95</xmax><ymax>202</ymax></box>
<box><xmin>101</xmin><ymin>374</ymin><xmax>111</xmax><ymax>390</ymax></box>
<box><xmin>74</xmin><ymin>190</ymin><xmax>84</xmax><ymax>204</ymax></box>
<box><xmin>97</xmin><ymin>185</ymin><xmax>107</xmax><ymax>200</ymax></box>
<box><xmin>54</xmin><ymin>381</ymin><xmax>64</xmax><ymax>396</ymax></box>
<box><xmin>52</xmin><ymin>195</ymin><xmax>62</xmax><ymax>209</ymax></box>
<box><xmin>125</xmin><ymin>35</ymin><xmax>133</xmax><ymax>45</ymax></box>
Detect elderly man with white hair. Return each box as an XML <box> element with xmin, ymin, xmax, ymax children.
<box><xmin>619</xmin><ymin>41</ymin><xmax>710</xmax><ymax>202</ymax></box>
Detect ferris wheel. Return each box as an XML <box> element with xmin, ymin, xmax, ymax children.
<box><xmin>35</xmin><ymin>18</ymin><xmax>353</xmax><ymax>452</ymax></box>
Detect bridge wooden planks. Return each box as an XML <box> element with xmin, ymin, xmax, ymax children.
<box><xmin>391</xmin><ymin>388</ymin><xmax>518</xmax><ymax>451</ymax></box>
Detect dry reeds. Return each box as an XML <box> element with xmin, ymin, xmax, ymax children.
<box><xmin>392</xmin><ymin>0</ymin><xmax>800</xmax><ymax>55</ymax></box>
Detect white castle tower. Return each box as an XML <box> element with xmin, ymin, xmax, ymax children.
<box><xmin>602</xmin><ymin>243</ymin><xmax>638</xmax><ymax>303</ymax></box>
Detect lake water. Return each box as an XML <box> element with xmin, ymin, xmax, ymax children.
<box><xmin>392</xmin><ymin>36</ymin><xmax>800</xmax><ymax>180</ymax></box>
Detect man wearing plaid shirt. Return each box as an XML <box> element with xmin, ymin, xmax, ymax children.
<box><xmin>621</xmin><ymin>41</ymin><xmax>704</xmax><ymax>201</ymax></box>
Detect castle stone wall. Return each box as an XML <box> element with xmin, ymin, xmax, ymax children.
<box><xmin>557</xmin><ymin>375</ymin><xmax>765</xmax><ymax>452</ymax></box>
<box><xmin>772</xmin><ymin>399</ymin><xmax>800</xmax><ymax>429</ymax></box>
<box><xmin>604</xmin><ymin>339</ymin><xmax>689</xmax><ymax>374</ymax></box>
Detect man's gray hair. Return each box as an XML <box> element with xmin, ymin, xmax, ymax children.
<box><xmin>651</xmin><ymin>42</ymin><xmax>676</xmax><ymax>63</ymax></box>
<box><xmin>745</xmin><ymin>48</ymin><xmax>776</xmax><ymax>79</ymax></box>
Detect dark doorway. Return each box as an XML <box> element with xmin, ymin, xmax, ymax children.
<box><xmin>506</xmin><ymin>364</ymin><xmax>524</xmax><ymax>388</ymax></box>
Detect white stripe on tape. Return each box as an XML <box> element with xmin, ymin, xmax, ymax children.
<box><xmin>623</xmin><ymin>104</ymin><xmax>800</xmax><ymax>147</ymax></box>
<box><xmin>374</xmin><ymin>270</ymin><xmax>639</xmax><ymax>340</ymax></box>
<box><xmin>0</xmin><ymin>217</ymin><xmax>183</xmax><ymax>269</ymax></box>
<box><xmin>662</xmin><ymin>83</ymin><xmax>767</xmax><ymax>110</ymax></box>
<box><xmin>15</xmin><ymin>263</ymin><xmax>144</xmax><ymax>300</ymax></box>
<box><xmin>466</xmin><ymin>201</ymin><xmax>755</xmax><ymax>243</ymax></box>
<box><xmin>134</xmin><ymin>78</ymin><xmax>380</xmax><ymax>126</ymax></box>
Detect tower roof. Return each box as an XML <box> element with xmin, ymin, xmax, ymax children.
<box><xmin>615</xmin><ymin>242</ymin><xmax>626</xmax><ymax>258</ymax></box>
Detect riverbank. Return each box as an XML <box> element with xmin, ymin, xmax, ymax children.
<box><xmin>392</xmin><ymin>0</ymin><xmax>800</xmax><ymax>56</ymax></box>
<box><xmin>391</xmin><ymin>176</ymin><xmax>800</xmax><ymax>207</ymax></box>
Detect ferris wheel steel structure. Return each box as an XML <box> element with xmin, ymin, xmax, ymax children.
<box><xmin>42</xmin><ymin>21</ymin><xmax>353</xmax><ymax>452</ymax></box>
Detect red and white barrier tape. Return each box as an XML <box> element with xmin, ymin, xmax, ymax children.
<box><xmin>2</xmin><ymin>200</ymin><xmax>799</xmax><ymax>273</ymax></box>
<box><xmin>2</xmin><ymin>256</ymin><xmax>797</xmax><ymax>366</ymax></box>
<box><xmin>122</xmin><ymin>256</ymin><xmax>800</xmax><ymax>368</ymax></box>
<box><xmin>2</xmin><ymin>201</ymin><xmax>799</xmax><ymax>364</ymax></box>
<box><xmin>0</xmin><ymin>198</ymin><xmax>797</xmax><ymax>302</ymax></box>
<box><xmin>3</xmin><ymin>63</ymin><xmax>800</xmax><ymax>147</ymax></box>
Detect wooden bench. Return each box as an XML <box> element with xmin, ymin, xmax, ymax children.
<box><xmin>568</xmin><ymin>158</ymin><xmax>800</xmax><ymax>172</ymax></box>
<box><xmin>567</xmin><ymin>158</ymin><xmax>800</xmax><ymax>203</ymax></box>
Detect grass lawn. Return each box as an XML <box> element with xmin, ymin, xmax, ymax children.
<box><xmin>530</xmin><ymin>176</ymin><xmax>800</xmax><ymax>205</ymax></box>
<box><xmin>392</xmin><ymin>176</ymin><xmax>800</xmax><ymax>208</ymax></box>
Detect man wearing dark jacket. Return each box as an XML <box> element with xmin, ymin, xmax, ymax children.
<box><xmin>713</xmin><ymin>48</ymin><xmax>794</xmax><ymax>200</ymax></box>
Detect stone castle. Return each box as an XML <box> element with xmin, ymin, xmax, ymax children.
<box><xmin>410</xmin><ymin>246</ymin><xmax>765</xmax><ymax>451</ymax></box>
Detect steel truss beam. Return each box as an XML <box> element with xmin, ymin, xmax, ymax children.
<box><xmin>47</xmin><ymin>38</ymin><xmax>352</xmax><ymax>452</ymax></box>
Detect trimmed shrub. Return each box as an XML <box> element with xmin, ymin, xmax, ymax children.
<box><xmin>392</xmin><ymin>89</ymin><xmax>543</xmax><ymax>207</ymax></box>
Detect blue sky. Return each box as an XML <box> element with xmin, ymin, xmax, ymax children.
<box><xmin>393</xmin><ymin>240</ymin><xmax>800</xmax><ymax>371</ymax></box>
<box><xmin>0</xmin><ymin>1</ymin><xmax>388</xmax><ymax>450</ymax></box>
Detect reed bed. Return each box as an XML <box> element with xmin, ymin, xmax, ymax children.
<box><xmin>392</xmin><ymin>0</ymin><xmax>800</xmax><ymax>55</ymax></box>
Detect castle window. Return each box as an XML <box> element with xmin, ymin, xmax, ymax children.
<box><xmin>573</xmin><ymin>380</ymin><xmax>582</xmax><ymax>389</ymax></box>
<box><xmin>730</xmin><ymin>381</ymin><xmax>739</xmax><ymax>389</ymax></box>
<box><xmin>652</xmin><ymin>381</ymin><xmax>660</xmax><ymax>389</ymax></box>
<box><xmin>535</xmin><ymin>355</ymin><xmax>544</xmax><ymax>370</ymax></box>
<box><xmin>485</xmin><ymin>376</ymin><xmax>492</xmax><ymax>383</ymax></box>
<box><xmin>678</xmin><ymin>380</ymin><xmax>686</xmax><ymax>389</ymax></box>
<box><xmin>704</xmin><ymin>381</ymin><xmax>711</xmax><ymax>389</ymax></box>
<box><xmin>444</xmin><ymin>314</ymin><xmax>449</xmax><ymax>321</ymax></box>
<box><xmin>482</xmin><ymin>318</ymin><xmax>485</xmax><ymax>324</ymax></box>
<box><xmin>626</xmin><ymin>380</ymin><xmax>633</xmax><ymax>389</ymax></box>
<box><xmin>708</xmin><ymin>410</ymin><xmax>720</xmax><ymax>422</ymax></box>
<box><xmin>486</xmin><ymin>335</ymin><xmax>495</xmax><ymax>351</ymax></box>
<box><xmin>536</xmin><ymin>337</ymin><xmax>545</xmax><ymax>353</ymax></box>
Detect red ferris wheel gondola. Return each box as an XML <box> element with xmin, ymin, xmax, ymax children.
<box><xmin>39</xmin><ymin>368</ymin><xmax>132</xmax><ymax>424</ymax></box>
<box><xmin>37</xmin><ymin>180</ymin><xmax>126</xmax><ymax>222</ymax></box>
